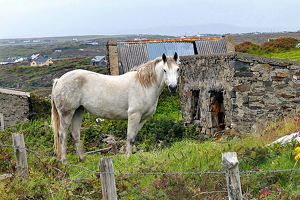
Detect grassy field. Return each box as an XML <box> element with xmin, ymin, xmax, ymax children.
<box><xmin>1</xmin><ymin>110</ymin><xmax>300</xmax><ymax>199</ymax></box>
<box><xmin>263</xmin><ymin>48</ymin><xmax>300</xmax><ymax>62</ymax></box>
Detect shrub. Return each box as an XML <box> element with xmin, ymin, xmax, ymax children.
<box><xmin>136</xmin><ymin>116</ymin><xmax>186</xmax><ymax>151</ymax></box>
<box><xmin>80</xmin><ymin>116</ymin><xmax>195</xmax><ymax>152</ymax></box>
<box><xmin>29</xmin><ymin>93</ymin><xmax>51</xmax><ymax>120</ymax></box>
<box><xmin>235</xmin><ymin>41</ymin><xmax>260</xmax><ymax>54</ymax></box>
<box><xmin>259</xmin><ymin>37</ymin><xmax>300</xmax><ymax>53</ymax></box>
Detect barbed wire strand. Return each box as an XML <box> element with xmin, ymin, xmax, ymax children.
<box><xmin>1</xmin><ymin>142</ymin><xmax>300</xmax><ymax>176</ymax></box>
<box><xmin>85</xmin><ymin>147</ymin><xmax>112</xmax><ymax>155</ymax></box>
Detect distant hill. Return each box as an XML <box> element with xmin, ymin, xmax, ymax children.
<box><xmin>233</xmin><ymin>32</ymin><xmax>300</xmax><ymax>45</ymax></box>
<box><xmin>130</xmin><ymin>23</ymin><xmax>299</xmax><ymax>37</ymax></box>
<box><xmin>135</xmin><ymin>23</ymin><xmax>256</xmax><ymax>36</ymax></box>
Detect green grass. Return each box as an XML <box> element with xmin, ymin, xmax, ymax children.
<box><xmin>263</xmin><ymin>48</ymin><xmax>300</xmax><ymax>62</ymax></box>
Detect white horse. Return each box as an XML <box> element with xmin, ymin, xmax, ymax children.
<box><xmin>51</xmin><ymin>52</ymin><xmax>180</xmax><ymax>163</ymax></box>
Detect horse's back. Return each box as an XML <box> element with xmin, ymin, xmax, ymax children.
<box><xmin>53</xmin><ymin>69</ymin><xmax>135</xmax><ymax>119</ymax></box>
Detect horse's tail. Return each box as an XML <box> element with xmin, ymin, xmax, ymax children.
<box><xmin>51</xmin><ymin>79</ymin><xmax>61</xmax><ymax>158</ymax></box>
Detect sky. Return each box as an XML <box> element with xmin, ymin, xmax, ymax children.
<box><xmin>0</xmin><ymin>0</ymin><xmax>299</xmax><ymax>39</ymax></box>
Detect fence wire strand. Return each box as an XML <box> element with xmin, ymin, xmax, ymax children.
<box><xmin>1</xmin><ymin>142</ymin><xmax>300</xmax><ymax>176</ymax></box>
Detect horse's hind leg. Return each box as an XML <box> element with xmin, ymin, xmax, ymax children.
<box><xmin>59</xmin><ymin>113</ymin><xmax>74</xmax><ymax>163</ymax></box>
<box><xmin>71</xmin><ymin>106</ymin><xmax>86</xmax><ymax>162</ymax></box>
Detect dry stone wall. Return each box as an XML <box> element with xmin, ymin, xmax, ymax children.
<box><xmin>0</xmin><ymin>89</ymin><xmax>30</xmax><ymax>127</ymax></box>
<box><xmin>179</xmin><ymin>52</ymin><xmax>300</xmax><ymax>135</ymax></box>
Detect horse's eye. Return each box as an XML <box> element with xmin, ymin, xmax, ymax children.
<box><xmin>177</xmin><ymin>68</ymin><xmax>180</xmax><ymax>72</ymax></box>
<box><xmin>163</xmin><ymin>69</ymin><xmax>167</xmax><ymax>73</ymax></box>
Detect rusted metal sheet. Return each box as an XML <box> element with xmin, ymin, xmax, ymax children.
<box><xmin>117</xmin><ymin>43</ymin><xmax>149</xmax><ymax>74</ymax></box>
<box><xmin>195</xmin><ymin>39</ymin><xmax>227</xmax><ymax>55</ymax></box>
<box><xmin>119</xmin><ymin>37</ymin><xmax>222</xmax><ymax>44</ymax></box>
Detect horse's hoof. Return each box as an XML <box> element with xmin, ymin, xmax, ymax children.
<box><xmin>126</xmin><ymin>153</ymin><xmax>131</xmax><ymax>158</ymax></box>
<box><xmin>79</xmin><ymin>156</ymin><xmax>87</xmax><ymax>162</ymax></box>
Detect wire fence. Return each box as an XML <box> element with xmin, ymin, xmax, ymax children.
<box><xmin>1</xmin><ymin>141</ymin><xmax>300</xmax><ymax>176</ymax></box>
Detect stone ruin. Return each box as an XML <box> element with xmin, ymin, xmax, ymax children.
<box><xmin>179</xmin><ymin>52</ymin><xmax>300</xmax><ymax>135</ymax></box>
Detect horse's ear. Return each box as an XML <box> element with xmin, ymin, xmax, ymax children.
<box><xmin>162</xmin><ymin>53</ymin><xmax>167</xmax><ymax>63</ymax></box>
<box><xmin>173</xmin><ymin>52</ymin><xmax>178</xmax><ymax>62</ymax></box>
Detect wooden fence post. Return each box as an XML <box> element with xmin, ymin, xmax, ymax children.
<box><xmin>12</xmin><ymin>133</ymin><xmax>29</xmax><ymax>179</ymax></box>
<box><xmin>0</xmin><ymin>113</ymin><xmax>4</xmax><ymax>131</ymax></box>
<box><xmin>98</xmin><ymin>158</ymin><xmax>117</xmax><ymax>200</ymax></box>
<box><xmin>222</xmin><ymin>152</ymin><xmax>242</xmax><ymax>200</ymax></box>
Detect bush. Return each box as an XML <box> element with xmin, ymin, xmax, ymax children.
<box><xmin>29</xmin><ymin>93</ymin><xmax>51</xmax><ymax>120</ymax></box>
<box><xmin>80</xmin><ymin>115</ymin><xmax>198</xmax><ymax>152</ymax></box>
<box><xmin>235</xmin><ymin>41</ymin><xmax>260</xmax><ymax>54</ymax></box>
<box><xmin>259</xmin><ymin>37</ymin><xmax>300</xmax><ymax>53</ymax></box>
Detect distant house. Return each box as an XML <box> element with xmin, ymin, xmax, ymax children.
<box><xmin>2</xmin><ymin>58</ymin><xmax>15</xmax><ymax>64</ymax></box>
<box><xmin>0</xmin><ymin>57</ymin><xmax>27</xmax><ymax>65</ymax></box>
<box><xmin>30</xmin><ymin>56</ymin><xmax>53</xmax><ymax>67</ymax></box>
<box><xmin>86</xmin><ymin>41</ymin><xmax>98</xmax><ymax>45</ymax></box>
<box><xmin>29</xmin><ymin>54</ymin><xmax>40</xmax><ymax>62</ymax></box>
<box><xmin>90</xmin><ymin>56</ymin><xmax>106</xmax><ymax>66</ymax></box>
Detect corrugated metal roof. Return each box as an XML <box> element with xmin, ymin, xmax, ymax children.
<box><xmin>116</xmin><ymin>37</ymin><xmax>228</xmax><ymax>74</ymax></box>
<box><xmin>146</xmin><ymin>43</ymin><xmax>167</xmax><ymax>60</ymax></box>
<box><xmin>175</xmin><ymin>42</ymin><xmax>195</xmax><ymax>58</ymax></box>
<box><xmin>146</xmin><ymin>42</ymin><xmax>194</xmax><ymax>61</ymax></box>
<box><xmin>195</xmin><ymin>39</ymin><xmax>227</xmax><ymax>55</ymax></box>
<box><xmin>117</xmin><ymin>43</ymin><xmax>149</xmax><ymax>74</ymax></box>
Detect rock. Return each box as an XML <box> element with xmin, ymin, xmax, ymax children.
<box><xmin>269</xmin><ymin>132</ymin><xmax>300</xmax><ymax>146</ymax></box>
<box><xmin>96</xmin><ymin>118</ymin><xmax>105</xmax><ymax>123</ymax></box>
<box><xmin>0</xmin><ymin>173</ymin><xmax>12</xmax><ymax>181</ymax></box>
<box><xmin>103</xmin><ymin>136</ymin><xmax>116</xmax><ymax>144</ymax></box>
<box><xmin>233</xmin><ymin>83</ymin><xmax>251</xmax><ymax>92</ymax></box>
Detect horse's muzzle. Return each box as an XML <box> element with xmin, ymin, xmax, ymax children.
<box><xmin>168</xmin><ymin>85</ymin><xmax>178</xmax><ymax>93</ymax></box>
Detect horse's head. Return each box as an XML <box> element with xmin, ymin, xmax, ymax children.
<box><xmin>162</xmin><ymin>52</ymin><xmax>180</xmax><ymax>93</ymax></box>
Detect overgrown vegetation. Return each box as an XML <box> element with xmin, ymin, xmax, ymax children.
<box><xmin>235</xmin><ymin>41</ymin><xmax>260</xmax><ymax>54</ymax></box>
<box><xmin>235</xmin><ymin>37</ymin><xmax>300</xmax><ymax>61</ymax></box>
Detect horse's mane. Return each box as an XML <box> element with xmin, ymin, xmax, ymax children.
<box><xmin>131</xmin><ymin>57</ymin><xmax>163</xmax><ymax>88</ymax></box>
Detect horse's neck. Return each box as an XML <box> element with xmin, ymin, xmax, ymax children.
<box><xmin>155</xmin><ymin>62</ymin><xmax>166</xmax><ymax>93</ymax></box>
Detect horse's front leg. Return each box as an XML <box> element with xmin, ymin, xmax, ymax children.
<box><xmin>126</xmin><ymin>112</ymin><xmax>146</xmax><ymax>156</ymax></box>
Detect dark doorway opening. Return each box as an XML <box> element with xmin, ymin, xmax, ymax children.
<box><xmin>191</xmin><ymin>90</ymin><xmax>200</xmax><ymax>120</ymax></box>
<box><xmin>209</xmin><ymin>91</ymin><xmax>225</xmax><ymax>130</ymax></box>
